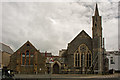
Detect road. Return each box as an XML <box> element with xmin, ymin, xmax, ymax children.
<box><xmin>14</xmin><ymin>73</ymin><xmax>120</xmax><ymax>80</ymax></box>
<box><xmin>11</xmin><ymin>77</ymin><xmax>120</xmax><ymax>80</ymax></box>
<box><xmin>1</xmin><ymin>73</ymin><xmax>120</xmax><ymax>80</ymax></box>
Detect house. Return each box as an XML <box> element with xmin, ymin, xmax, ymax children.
<box><xmin>0</xmin><ymin>43</ymin><xmax>14</xmax><ymax>69</ymax></box>
<box><xmin>106</xmin><ymin>51</ymin><xmax>120</xmax><ymax>73</ymax></box>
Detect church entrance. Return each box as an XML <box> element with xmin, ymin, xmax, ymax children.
<box><xmin>53</xmin><ymin>63</ymin><xmax>59</xmax><ymax>74</ymax></box>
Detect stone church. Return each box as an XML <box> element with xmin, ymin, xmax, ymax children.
<box><xmin>8</xmin><ymin>4</ymin><xmax>108</xmax><ymax>74</ymax></box>
<box><xmin>59</xmin><ymin>3</ymin><xmax>108</xmax><ymax>74</ymax></box>
<box><xmin>8</xmin><ymin>41</ymin><xmax>46</xmax><ymax>74</ymax></box>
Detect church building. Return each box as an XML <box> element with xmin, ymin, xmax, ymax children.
<box><xmin>8</xmin><ymin>41</ymin><xmax>46</xmax><ymax>74</ymax></box>
<box><xmin>8</xmin><ymin>4</ymin><xmax>108</xmax><ymax>74</ymax></box>
<box><xmin>58</xmin><ymin>3</ymin><xmax>107</xmax><ymax>74</ymax></box>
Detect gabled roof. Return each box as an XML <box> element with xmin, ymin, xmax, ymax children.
<box><xmin>0</xmin><ymin>43</ymin><xmax>14</xmax><ymax>54</ymax></box>
<box><xmin>69</xmin><ymin>30</ymin><xmax>92</xmax><ymax>44</ymax></box>
<box><xmin>15</xmin><ymin>40</ymin><xmax>38</xmax><ymax>53</ymax></box>
<box><xmin>67</xmin><ymin>30</ymin><xmax>92</xmax><ymax>55</ymax></box>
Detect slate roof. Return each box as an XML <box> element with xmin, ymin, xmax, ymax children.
<box><xmin>15</xmin><ymin>40</ymin><xmax>38</xmax><ymax>53</ymax></box>
<box><xmin>69</xmin><ymin>30</ymin><xmax>92</xmax><ymax>44</ymax></box>
<box><xmin>0</xmin><ymin>43</ymin><xmax>14</xmax><ymax>54</ymax></box>
<box><xmin>67</xmin><ymin>30</ymin><xmax>92</xmax><ymax>55</ymax></box>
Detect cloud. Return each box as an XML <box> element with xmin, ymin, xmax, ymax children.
<box><xmin>0</xmin><ymin>3</ymin><xmax>2</xmax><ymax>43</ymax></box>
<box><xmin>1</xmin><ymin>2</ymin><xmax>118</xmax><ymax>55</ymax></box>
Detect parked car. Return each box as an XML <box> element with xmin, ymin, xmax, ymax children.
<box><xmin>109</xmin><ymin>69</ymin><xmax>115</xmax><ymax>74</ymax></box>
<box><xmin>2</xmin><ymin>67</ymin><xmax>14</xmax><ymax>79</ymax></box>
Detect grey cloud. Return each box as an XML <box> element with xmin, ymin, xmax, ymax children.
<box><xmin>2</xmin><ymin>2</ymin><xmax>118</xmax><ymax>55</ymax></box>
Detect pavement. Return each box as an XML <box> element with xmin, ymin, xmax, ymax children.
<box><xmin>14</xmin><ymin>73</ymin><xmax>120</xmax><ymax>79</ymax></box>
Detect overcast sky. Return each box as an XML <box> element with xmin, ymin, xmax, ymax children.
<box><xmin>1</xmin><ymin>0</ymin><xmax>119</xmax><ymax>55</ymax></box>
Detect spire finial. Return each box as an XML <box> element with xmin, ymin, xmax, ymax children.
<box><xmin>95</xmin><ymin>3</ymin><xmax>99</xmax><ymax>16</ymax></box>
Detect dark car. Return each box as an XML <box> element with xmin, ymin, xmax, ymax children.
<box><xmin>2</xmin><ymin>67</ymin><xmax>14</xmax><ymax>79</ymax></box>
<box><xmin>109</xmin><ymin>69</ymin><xmax>115</xmax><ymax>74</ymax></box>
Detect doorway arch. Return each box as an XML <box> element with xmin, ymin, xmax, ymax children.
<box><xmin>51</xmin><ymin>61</ymin><xmax>61</xmax><ymax>74</ymax></box>
<box><xmin>53</xmin><ymin>63</ymin><xmax>59</xmax><ymax>74</ymax></box>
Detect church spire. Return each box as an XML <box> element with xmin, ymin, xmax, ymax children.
<box><xmin>94</xmin><ymin>3</ymin><xmax>99</xmax><ymax>16</ymax></box>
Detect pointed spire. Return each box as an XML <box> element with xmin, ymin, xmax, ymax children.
<box><xmin>95</xmin><ymin>3</ymin><xmax>99</xmax><ymax>16</ymax></box>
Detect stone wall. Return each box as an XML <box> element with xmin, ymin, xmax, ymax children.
<box><xmin>8</xmin><ymin>41</ymin><xmax>46</xmax><ymax>74</ymax></box>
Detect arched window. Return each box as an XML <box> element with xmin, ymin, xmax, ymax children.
<box><xmin>75</xmin><ymin>52</ymin><xmax>80</xmax><ymax>67</ymax></box>
<box><xmin>75</xmin><ymin>53</ymin><xmax>77</xmax><ymax>67</ymax></box>
<box><xmin>30</xmin><ymin>54</ymin><xmax>34</xmax><ymax>65</ymax></box>
<box><xmin>89</xmin><ymin>54</ymin><xmax>91</xmax><ymax>67</ymax></box>
<box><xmin>78</xmin><ymin>54</ymin><xmax>80</xmax><ymax>67</ymax></box>
<box><xmin>26</xmin><ymin>50</ymin><xmax>29</xmax><ymax>65</ymax></box>
<box><xmin>26</xmin><ymin>50</ymin><xmax>29</xmax><ymax>57</ymax></box>
<box><xmin>87</xmin><ymin>53</ymin><xmax>89</xmax><ymax>67</ymax></box>
<box><xmin>86</xmin><ymin>53</ymin><xmax>91</xmax><ymax>68</ymax></box>
<box><xmin>81</xmin><ymin>53</ymin><xmax>85</xmax><ymax>68</ymax></box>
<box><xmin>22</xmin><ymin>53</ymin><xmax>25</xmax><ymax>65</ymax></box>
<box><xmin>81</xmin><ymin>54</ymin><xmax>83</xmax><ymax>67</ymax></box>
<box><xmin>21</xmin><ymin>50</ymin><xmax>34</xmax><ymax>66</ymax></box>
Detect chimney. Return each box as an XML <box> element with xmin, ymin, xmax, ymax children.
<box><xmin>45</xmin><ymin>51</ymin><xmax>47</xmax><ymax>57</ymax></box>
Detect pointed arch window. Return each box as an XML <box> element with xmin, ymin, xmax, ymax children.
<box><xmin>89</xmin><ymin>54</ymin><xmax>91</xmax><ymax>67</ymax></box>
<box><xmin>30</xmin><ymin>53</ymin><xmax>34</xmax><ymax>65</ymax></box>
<box><xmin>87</xmin><ymin>53</ymin><xmax>89</xmax><ymax>67</ymax></box>
<box><xmin>21</xmin><ymin>50</ymin><xmax>34</xmax><ymax>66</ymax></box>
<box><xmin>75</xmin><ymin>53</ymin><xmax>77</xmax><ymax>67</ymax></box>
<box><xmin>22</xmin><ymin>53</ymin><xmax>25</xmax><ymax>65</ymax></box>
<box><xmin>74</xmin><ymin>52</ymin><xmax>80</xmax><ymax>67</ymax></box>
<box><xmin>26</xmin><ymin>50</ymin><xmax>29</xmax><ymax>65</ymax></box>
<box><xmin>74</xmin><ymin>44</ymin><xmax>92</xmax><ymax>69</ymax></box>
<box><xmin>78</xmin><ymin>54</ymin><xmax>80</xmax><ymax>67</ymax></box>
<box><xmin>81</xmin><ymin>53</ymin><xmax>85</xmax><ymax>67</ymax></box>
<box><xmin>86</xmin><ymin>53</ymin><xmax>92</xmax><ymax>67</ymax></box>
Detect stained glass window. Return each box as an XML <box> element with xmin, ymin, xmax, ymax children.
<box><xmin>89</xmin><ymin>54</ymin><xmax>91</xmax><ymax>67</ymax></box>
<box><xmin>75</xmin><ymin>53</ymin><xmax>77</xmax><ymax>67</ymax></box>
<box><xmin>22</xmin><ymin>53</ymin><xmax>25</xmax><ymax>65</ymax></box>
<box><xmin>26</xmin><ymin>50</ymin><xmax>29</xmax><ymax>65</ymax></box>
<box><xmin>78</xmin><ymin>54</ymin><xmax>80</xmax><ymax>67</ymax></box>
<box><xmin>30</xmin><ymin>54</ymin><xmax>34</xmax><ymax>65</ymax></box>
<box><xmin>87</xmin><ymin>53</ymin><xmax>89</xmax><ymax>67</ymax></box>
<box><xmin>81</xmin><ymin>54</ymin><xmax>83</xmax><ymax>67</ymax></box>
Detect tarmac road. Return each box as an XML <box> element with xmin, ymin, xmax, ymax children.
<box><xmin>10</xmin><ymin>78</ymin><xmax>120</xmax><ymax>80</ymax></box>
<box><xmin>1</xmin><ymin>73</ymin><xmax>120</xmax><ymax>80</ymax></box>
<box><xmin>14</xmin><ymin>73</ymin><xmax>120</xmax><ymax>80</ymax></box>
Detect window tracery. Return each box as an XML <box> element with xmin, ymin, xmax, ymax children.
<box><xmin>74</xmin><ymin>44</ymin><xmax>92</xmax><ymax>68</ymax></box>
